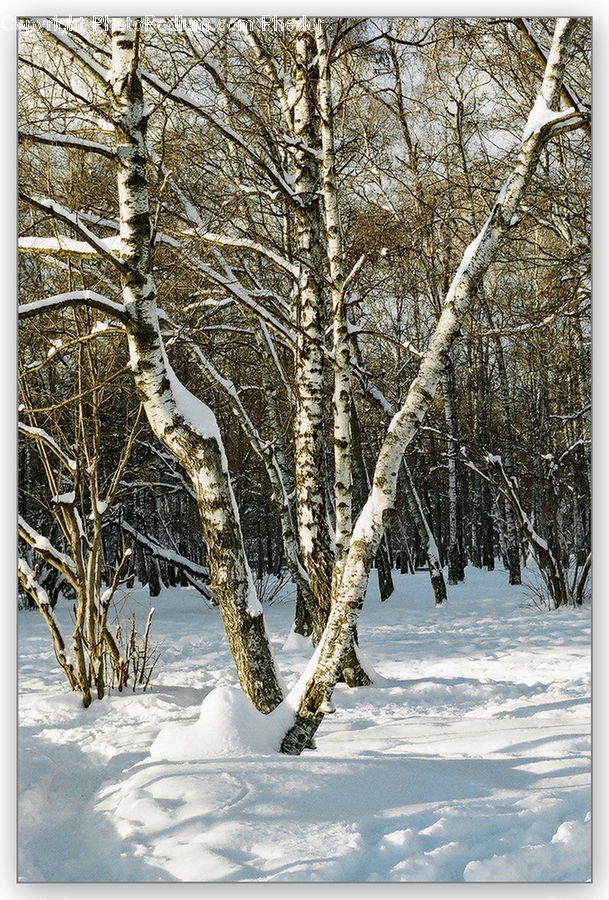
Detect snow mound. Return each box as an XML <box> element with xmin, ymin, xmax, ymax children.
<box><xmin>150</xmin><ymin>686</ymin><xmax>281</xmax><ymax>759</ymax></box>
<box><xmin>463</xmin><ymin>812</ymin><xmax>591</xmax><ymax>882</ymax></box>
<box><xmin>282</xmin><ymin>628</ymin><xmax>313</xmax><ymax>652</ymax></box>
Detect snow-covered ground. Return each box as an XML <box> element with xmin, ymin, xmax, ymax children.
<box><xmin>18</xmin><ymin>566</ymin><xmax>591</xmax><ymax>883</ymax></box>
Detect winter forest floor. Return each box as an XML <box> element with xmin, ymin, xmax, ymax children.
<box><xmin>17</xmin><ymin>566</ymin><xmax>591</xmax><ymax>883</ymax></box>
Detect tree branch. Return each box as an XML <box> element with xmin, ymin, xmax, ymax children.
<box><xmin>18</xmin><ymin>291</ymin><xmax>128</xmax><ymax>324</ymax></box>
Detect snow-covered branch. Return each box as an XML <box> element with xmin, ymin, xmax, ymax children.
<box><xmin>18</xmin><ymin>422</ymin><xmax>77</xmax><ymax>473</ymax></box>
<box><xmin>183</xmin><ymin>231</ymin><xmax>298</xmax><ymax>279</ymax></box>
<box><xmin>119</xmin><ymin>521</ymin><xmax>210</xmax><ymax>584</ymax></box>
<box><xmin>19</xmin><ymin>234</ymin><xmax>123</xmax><ymax>258</ymax></box>
<box><xmin>19</xmin><ymin>127</ymin><xmax>116</xmax><ymax>158</ymax></box>
<box><xmin>147</xmin><ymin>159</ymin><xmax>297</xmax><ymax>344</ymax></box>
<box><xmin>18</xmin><ymin>557</ymin><xmax>51</xmax><ymax>607</ymax></box>
<box><xmin>18</xmin><ymin>291</ymin><xmax>128</xmax><ymax>324</ymax></box>
<box><xmin>18</xmin><ymin>515</ymin><xmax>78</xmax><ymax>586</ymax></box>
<box><xmin>19</xmin><ymin>194</ymin><xmax>127</xmax><ymax>273</ymax></box>
<box><xmin>28</xmin><ymin>18</ymin><xmax>113</xmax><ymax>98</ymax></box>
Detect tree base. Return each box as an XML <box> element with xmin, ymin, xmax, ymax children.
<box><xmin>340</xmin><ymin>643</ymin><xmax>373</xmax><ymax>687</ymax></box>
<box><xmin>280</xmin><ymin>712</ymin><xmax>323</xmax><ymax>755</ymax></box>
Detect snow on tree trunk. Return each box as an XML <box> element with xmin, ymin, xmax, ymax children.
<box><xmin>316</xmin><ymin>25</ymin><xmax>353</xmax><ymax>585</ymax></box>
<box><xmin>289</xmin><ymin>31</ymin><xmax>335</xmax><ymax>639</ymax></box>
<box><xmin>108</xmin><ymin>19</ymin><xmax>283</xmax><ymax>714</ymax></box>
<box><xmin>280</xmin><ymin>17</ymin><xmax>580</xmax><ymax>754</ymax></box>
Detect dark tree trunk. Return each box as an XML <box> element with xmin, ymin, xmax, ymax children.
<box><xmin>375</xmin><ymin>535</ymin><xmax>394</xmax><ymax>602</ymax></box>
<box><xmin>148</xmin><ymin>557</ymin><xmax>161</xmax><ymax>597</ymax></box>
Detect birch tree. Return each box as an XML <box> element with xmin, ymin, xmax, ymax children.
<box><xmin>19</xmin><ymin>18</ymin><xmax>284</xmax><ymax>714</ymax></box>
<box><xmin>18</xmin><ymin>16</ymin><xmax>589</xmax><ymax>750</ymax></box>
<box><xmin>279</xmin><ymin>16</ymin><xmax>588</xmax><ymax>754</ymax></box>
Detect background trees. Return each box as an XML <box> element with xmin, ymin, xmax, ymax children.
<box><xmin>18</xmin><ymin>17</ymin><xmax>590</xmax><ymax>741</ymax></box>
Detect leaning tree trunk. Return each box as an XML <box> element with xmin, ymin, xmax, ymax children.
<box><xmin>279</xmin><ymin>17</ymin><xmax>583</xmax><ymax>753</ymax></box>
<box><xmin>486</xmin><ymin>455</ymin><xmax>569</xmax><ymax>608</ymax></box>
<box><xmin>352</xmin><ymin>404</ymin><xmax>396</xmax><ymax>604</ymax></box>
<box><xmin>109</xmin><ymin>19</ymin><xmax>283</xmax><ymax>714</ymax></box>
<box><xmin>402</xmin><ymin>462</ymin><xmax>447</xmax><ymax>605</ymax></box>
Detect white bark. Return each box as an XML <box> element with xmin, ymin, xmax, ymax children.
<box><xmin>107</xmin><ymin>18</ymin><xmax>283</xmax><ymax>713</ymax></box>
<box><xmin>289</xmin><ymin>30</ymin><xmax>335</xmax><ymax>634</ymax></box>
<box><xmin>316</xmin><ymin>25</ymin><xmax>353</xmax><ymax>584</ymax></box>
<box><xmin>280</xmin><ymin>17</ymin><xmax>581</xmax><ymax>754</ymax></box>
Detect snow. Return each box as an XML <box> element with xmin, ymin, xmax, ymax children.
<box><xmin>51</xmin><ymin>491</ymin><xmax>75</xmax><ymax>505</ymax></box>
<box><xmin>119</xmin><ymin>521</ymin><xmax>208</xmax><ymax>580</ymax></box>
<box><xmin>18</xmin><ymin>422</ymin><xmax>78</xmax><ymax>471</ymax></box>
<box><xmin>282</xmin><ymin>626</ymin><xmax>313</xmax><ymax>651</ymax></box>
<box><xmin>18</xmin><ymin>566</ymin><xmax>590</xmax><ymax>882</ymax></box>
<box><xmin>20</xmin><ymin>128</ymin><xmax>114</xmax><ymax>156</ymax></box>
<box><xmin>19</xmin><ymin>234</ymin><xmax>123</xmax><ymax>256</ymax></box>
<box><xmin>286</xmin><ymin>85</ymin><xmax>298</xmax><ymax>109</ymax></box>
<box><xmin>150</xmin><ymin>686</ymin><xmax>283</xmax><ymax>760</ymax></box>
<box><xmin>19</xmin><ymin>515</ymin><xmax>77</xmax><ymax>574</ymax></box>
<box><xmin>166</xmin><ymin>362</ymin><xmax>223</xmax><ymax>444</ymax></box>
<box><xmin>18</xmin><ymin>290</ymin><xmax>126</xmax><ymax>321</ymax></box>
<box><xmin>18</xmin><ymin>558</ymin><xmax>50</xmax><ymax>606</ymax></box>
<box><xmin>522</xmin><ymin>96</ymin><xmax>575</xmax><ymax>141</ymax></box>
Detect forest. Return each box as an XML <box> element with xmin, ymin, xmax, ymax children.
<box><xmin>17</xmin><ymin>15</ymin><xmax>591</xmax><ymax>882</ymax></box>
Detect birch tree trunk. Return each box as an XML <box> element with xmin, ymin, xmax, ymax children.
<box><xmin>316</xmin><ymin>25</ymin><xmax>377</xmax><ymax>677</ymax></box>
<box><xmin>480</xmin><ymin>290</ymin><xmax>522</xmax><ymax>584</ymax></box>
<box><xmin>402</xmin><ymin>463</ymin><xmax>447</xmax><ymax>605</ymax></box>
<box><xmin>316</xmin><ymin>25</ymin><xmax>352</xmax><ymax>588</ymax></box>
<box><xmin>109</xmin><ymin>19</ymin><xmax>283</xmax><ymax>714</ymax></box>
<box><xmin>442</xmin><ymin>362</ymin><xmax>465</xmax><ymax>584</ymax></box>
<box><xmin>280</xmin><ymin>17</ymin><xmax>583</xmax><ymax>754</ymax></box>
<box><xmin>288</xmin><ymin>29</ymin><xmax>371</xmax><ymax>685</ymax></box>
<box><xmin>290</xmin><ymin>31</ymin><xmax>335</xmax><ymax>639</ymax></box>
